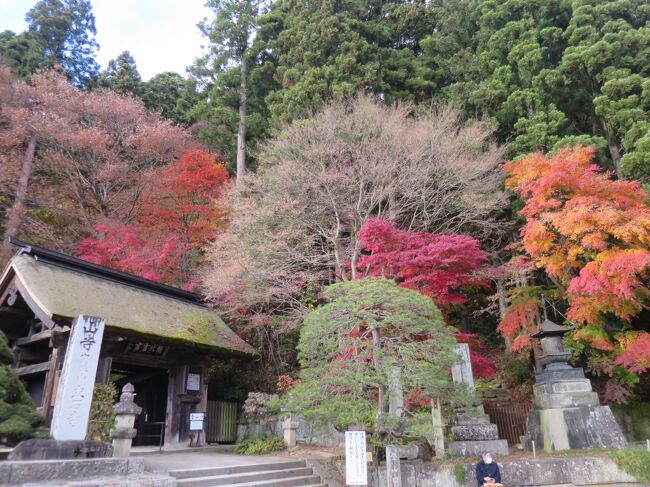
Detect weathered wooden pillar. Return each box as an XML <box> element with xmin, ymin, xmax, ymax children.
<box><xmin>165</xmin><ymin>364</ymin><xmax>187</xmax><ymax>446</ymax></box>
<box><xmin>94</xmin><ymin>356</ymin><xmax>112</xmax><ymax>384</ymax></box>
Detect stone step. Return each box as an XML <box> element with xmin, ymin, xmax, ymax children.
<box><xmin>170</xmin><ymin>460</ymin><xmax>306</xmax><ymax>479</ymax></box>
<box><xmin>205</xmin><ymin>475</ymin><xmax>322</xmax><ymax>487</ymax></box>
<box><xmin>176</xmin><ymin>467</ymin><xmax>315</xmax><ymax>486</ymax></box>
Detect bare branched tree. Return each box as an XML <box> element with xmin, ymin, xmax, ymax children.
<box><xmin>203</xmin><ymin>95</ymin><xmax>507</xmax><ymax>330</ymax></box>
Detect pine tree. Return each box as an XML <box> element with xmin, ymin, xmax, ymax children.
<box><xmin>98</xmin><ymin>51</ymin><xmax>141</xmax><ymax>96</ymax></box>
<box><xmin>0</xmin><ymin>331</ymin><xmax>43</xmax><ymax>445</ymax></box>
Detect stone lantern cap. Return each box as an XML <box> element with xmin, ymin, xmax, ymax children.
<box><xmin>530</xmin><ymin>318</ymin><xmax>573</xmax><ymax>338</ymax></box>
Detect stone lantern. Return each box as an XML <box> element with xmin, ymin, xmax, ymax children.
<box><xmin>527</xmin><ymin>306</ymin><xmax>627</xmax><ymax>451</ymax></box>
<box><xmin>110</xmin><ymin>383</ymin><xmax>142</xmax><ymax>457</ymax></box>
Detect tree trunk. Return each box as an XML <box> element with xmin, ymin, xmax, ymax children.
<box><xmin>236</xmin><ymin>55</ymin><xmax>248</xmax><ymax>183</ymax></box>
<box><xmin>4</xmin><ymin>135</ymin><xmax>36</xmax><ymax>251</ymax></box>
<box><xmin>602</xmin><ymin>121</ymin><xmax>624</xmax><ymax>179</ymax></box>
<box><xmin>371</xmin><ymin>327</ymin><xmax>385</xmax><ymax>428</ymax></box>
<box><xmin>496</xmin><ymin>279</ymin><xmax>512</xmax><ymax>351</ymax></box>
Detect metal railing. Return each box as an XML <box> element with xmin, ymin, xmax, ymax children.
<box><xmin>483</xmin><ymin>402</ymin><xmax>532</xmax><ymax>446</ymax></box>
<box><xmin>136</xmin><ymin>421</ymin><xmax>166</xmax><ymax>451</ymax></box>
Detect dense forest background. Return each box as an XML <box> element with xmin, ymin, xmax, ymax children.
<box><xmin>1</xmin><ymin>0</ymin><xmax>648</xmax><ymax>404</ymax></box>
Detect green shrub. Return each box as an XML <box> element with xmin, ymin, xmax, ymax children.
<box><xmin>235</xmin><ymin>436</ymin><xmax>287</xmax><ymax>455</ymax></box>
<box><xmin>87</xmin><ymin>383</ymin><xmax>117</xmax><ymax>442</ymax></box>
<box><xmin>0</xmin><ymin>330</ymin><xmax>45</xmax><ymax>445</ymax></box>
<box><xmin>609</xmin><ymin>448</ymin><xmax>650</xmax><ymax>482</ymax></box>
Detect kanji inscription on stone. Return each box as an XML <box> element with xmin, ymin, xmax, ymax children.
<box><xmin>51</xmin><ymin>315</ymin><xmax>105</xmax><ymax>441</ymax></box>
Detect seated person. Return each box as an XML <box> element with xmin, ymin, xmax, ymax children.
<box><xmin>476</xmin><ymin>451</ymin><xmax>502</xmax><ymax>486</ymax></box>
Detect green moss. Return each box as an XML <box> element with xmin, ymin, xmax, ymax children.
<box><xmin>611</xmin><ymin>402</ymin><xmax>650</xmax><ymax>442</ymax></box>
<box><xmin>609</xmin><ymin>448</ymin><xmax>650</xmax><ymax>482</ymax></box>
<box><xmin>235</xmin><ymin>436</ymin><xmax>287</xmax><ymax>455</ymax></box>
<box><xmin>454</xmin><ymin>464</ymin><xmax>466</xmax><ymax>484</ymax></box>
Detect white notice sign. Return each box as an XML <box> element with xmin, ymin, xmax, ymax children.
<box><xmin>51</xmin><ymin>315</ymin><xmax>105</xmax><ymax>441</ymax></box>
<box><xmin>345</xmin><ymin>430</ymin><xmax>367</xmax><ymax>486</ymax></box>
<box><xmin>190</xmin><ymin>412</ymin><xmax>204</xmax><ymax>431</ymax></box>
<box><xmin>187</xmin><ymin>372</ymin><xmax>201</xmax><ymax>391</ymax></box>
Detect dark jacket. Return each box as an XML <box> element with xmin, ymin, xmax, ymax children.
<box><xmin>476</xmin><ymin>460</ymin><xmax>501</xmax><ymax>486</ymax></box>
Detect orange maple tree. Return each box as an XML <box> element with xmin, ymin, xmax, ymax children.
<box><xmin>502</xmin><ymin>146</ymin><xmax>650</xmax><ymax>372</ymax></box>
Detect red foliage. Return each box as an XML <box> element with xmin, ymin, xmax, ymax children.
<box><xmin>404</xmin><ymin>390</ymin><xmax>430</xmax><ymax>411</ymax></box>
<box><xmin>277</xmin><ymin>374</ymin><xmax>301</xmax><ymax>395</ymax></box>
<box><xmin>357</xmin><ymin>218</ymin><xmax>488</xmax><ymax>304</ymax></box>
<box><xmin>614</xmin><ymin>332</ymin><xmax>650</xmax><ymax>373</ymax></box>
<box><xmin>77</xmin><ymin>222</ymin><xmax>187</xmax><ymax>284</ymax></box>
<box><xmin>497</xmin><ymin>298</ymin><xmax>539</xmax><ymax>352</ymax></box>
<box><xmin>77</xmin><ymin>150</ymin><xmax>230</xmax><ymax>288</ymax></box>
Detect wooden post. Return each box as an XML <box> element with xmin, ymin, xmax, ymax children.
<box><xmin>40</xmin><ymin>346</ymin><xmax>60</xmax><ymax>424</ymax></box>
<box><xmin>386</xmin><ymin>367</ymin><xmax>403</xmax><ymax>487</ymax></box>
<box><xmin>94</xmin><ymin>356</ymin><xmax>112</xmax><ymax>384</ymax></box>
<box><xmin>431</xmin><ymin>398</ymin><xmax>445</xmax><ymax>458</ymax></box>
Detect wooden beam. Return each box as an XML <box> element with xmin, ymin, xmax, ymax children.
<box><xmin>13</xmin><ymin>348</ymin><xmax>49</xmax><ymax>362</ymax></box>
<box><xmin>14</xmin><ymin>329</ymin><xmax>52</xmax><ymax>347</ymax></box>
<box><xmin>16</xmin><ymin>361</ymin><xmax>50</xmax><ymax>376</ymax></box>
<box><xmin>13</xmin><ymin>280</ymin><xmax>55</xmax><ymax>329</ymax></box>
<box><xmin>41</xmin><ymin>347</ymin><xmax>60</xmax><ymax>423</ymax></box>
<box><xmin>0</xmin><ymin>306</ymin><xmax>31</xmax><ymax>318</ymax></box>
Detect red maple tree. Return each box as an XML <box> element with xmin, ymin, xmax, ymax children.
<box><xmin>356</xmin><ymin>218</ymin><xmax>496</xmax><ymax>377</ymax></box>
<box><xmin>77</xmin><ymin>150</ymin><xmax>230</xmax><ymax>288</ymax></box>
<box><xmin>357</xmin><ymin>218</ymin><xmax>488</xmax><ymax>304</ymax></box>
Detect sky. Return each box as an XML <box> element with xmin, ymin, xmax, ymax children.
<box><xmin>0</xmin><ymin>0</ymin><xmax>211</xmax><ymax>80</ymax></box>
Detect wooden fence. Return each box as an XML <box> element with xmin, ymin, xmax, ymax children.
<box><xmin>206</xmin><ymin>400</ymin><xmax>239</xmax><ymax>443</ymax></box>
<box><xmin>483</xmin><ymin>402</ymin><xmax>532</xmax><ymax>446</ymax></box>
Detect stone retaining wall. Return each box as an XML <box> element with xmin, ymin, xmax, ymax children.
<box><xmin>0</xmin><ymin>457</ymin><xmax>176</xmax><ymax>486</ymax></box>
<box><xmin>237</xmin><ymin>414</ymin><xmax>344</xmax><ymax>446</ymax></box>
<box><xmin>319</xmin><ymin>456</ymin><xmax>644</xmax><ymax>487</ymax></box>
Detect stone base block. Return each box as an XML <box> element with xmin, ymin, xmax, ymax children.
<box><xmin>448</xmin><ymin>439</ymin><xmax>509</xmax><ymax>456</ymax></box>
<box><xmin>527</xmin><ymin>405</ymin><xmax>628</xmax><ymax>452</ymax></box>
<box><xmin>8</xmin><ymin>439</ymin><xmax>113</xmax><ymax>460</ymax></box>
<box><xmin>0</xmin><ymin>457</ymin><xmax>144</xmax><ymax>484</ymax></box>
<box><xmin>451</xmin><ymin>423</ymin><xmax>498</xmax><ymax>441</ymax></box>
<box><xmin>533</xmin><ymin>382</ymin><xmax>600</xmax><ymax>409</ymax></box>
<box><xmin>395</xmin><ymin>442</ymin><xmax>433</xmax><ymax>461</ymax></box>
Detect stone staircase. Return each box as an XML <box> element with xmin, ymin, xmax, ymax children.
<box><xmin>169</xmin><ymin>460</ymin><xmax>326</xmax><ymax>487</ymax></box>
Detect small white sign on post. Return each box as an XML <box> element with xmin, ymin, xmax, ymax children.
<box><xmin>189</xmin><ymin>412</ymin><xmax>205</xmax><ymax>431</ymax></box>
<box><xmin>345</xmin><ymin>430</ymin><xmax>368</xmax><ymax>486</ymax></box>
<box><xmin>51</xmin><ymin>315</ymin><xmax>105</xmax><ymax>441</ymax></box>
<box><xmin>186</xmin><ymin>372</ymin><xmax>201</xmax><ymax>391</ymax></box>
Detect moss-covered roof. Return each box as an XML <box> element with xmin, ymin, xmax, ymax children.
<box><xmin>10</xmin><ymin>254</ymin><xmax>253</xmax><ymax>355</ymax></box>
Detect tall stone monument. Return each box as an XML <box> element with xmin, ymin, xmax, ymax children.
<box><xmin>51</xmin><ymin>315</ymin><xmax>106</xmax><ymax>440</ymax></box>
<box><xmin>449</xmin><ymin>343</ymin><xmax>509</xmax><ymax>456</ymax></box>
<box><xmin>9</xmin><ymin>315</ymin><xmax>112</xmax><ymax>460</ymax></box>
<box><xmin>527</xmin><ymin>314</ymin><xmax>627</xmax><ymax>451</ymax></box>
<box><xmin>449</xmin><ymin>343</ymin><xmax>509</xmax><ymax>455</ymax></box>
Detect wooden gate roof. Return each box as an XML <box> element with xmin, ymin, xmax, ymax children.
<box><xmin>0</xmin><ymin>239</ymin><xmax>254</xmax><ymax>356</ymax></box>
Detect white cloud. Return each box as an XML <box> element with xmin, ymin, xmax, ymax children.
<box><xmin>1</xmin><ymin>0</ymin><xmax>211</xmax><ymax>80</ymax></box>
<box><xmin>93</xmin><ymin>0</ymin><xmax>210</xmax><ymax>80</ymax></box>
